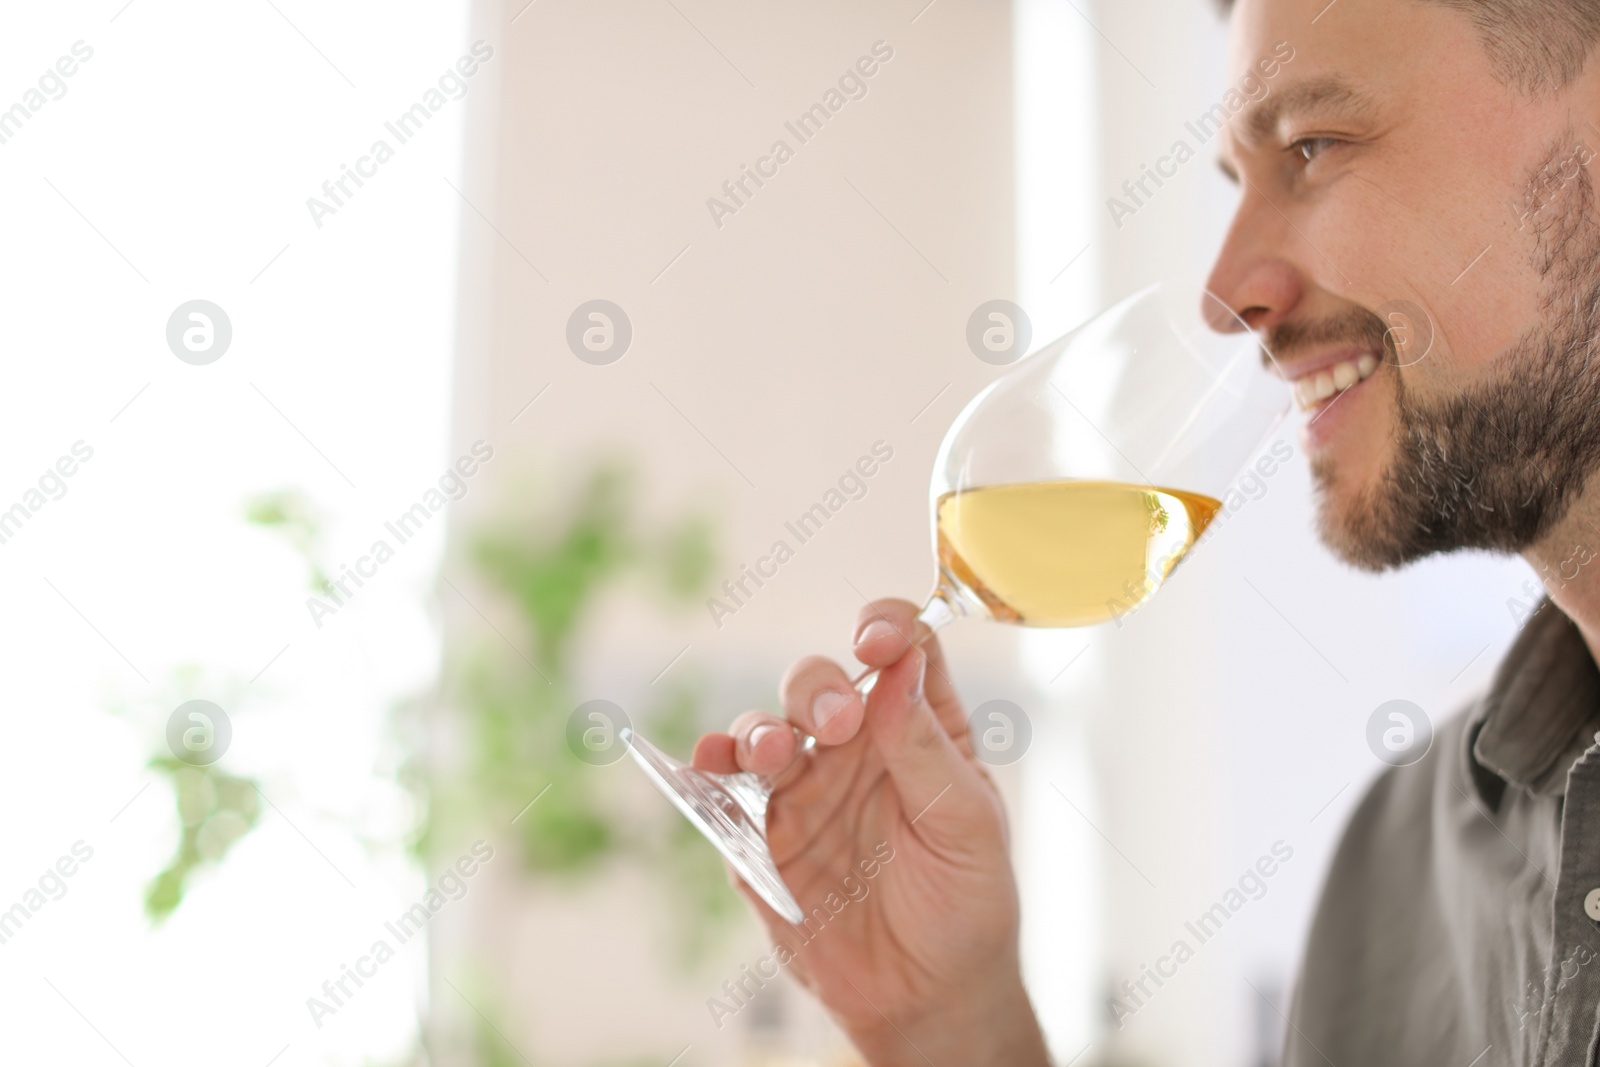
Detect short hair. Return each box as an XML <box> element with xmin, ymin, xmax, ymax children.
<box><xmin>1216</xmin><ymin>1</ymin><xmax>1600</xmax><ymax>93</ymax></box>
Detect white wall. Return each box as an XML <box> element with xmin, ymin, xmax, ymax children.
<box><xmin>0</xmin><ymin>2</ymin><xmax>468</xmax><ymax>1065</ymax></box>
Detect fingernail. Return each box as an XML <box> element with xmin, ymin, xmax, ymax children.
<box><xmin>908</xmin><ymin>653</ymin><xmax>926</xmax><ymax>704</ymax></box>
<box><xmin>854</xmin><ymin>619</ymin><xmax>896</xmax><ymax>646</ymax></box>
<box><xmin>748</xmin><ymin>723</ymin><xmax>777</xmax><ymax>753</ymax></box>
<box><xmin>813</xmin><ymin>690</ymin><xmax>851</xmax><ymax>732</ymax></box>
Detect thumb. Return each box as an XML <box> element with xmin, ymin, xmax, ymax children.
<box><xmin>865</xmin><ymin>646</ymin><xmax>995</xmax><ymax>846</ymax></box>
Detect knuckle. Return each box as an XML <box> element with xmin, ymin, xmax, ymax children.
<box><xmin>779</xmin><ymin>655</ymin><xmax>841</xmax><ymax>702</ymax></box>
<box><xmin>856</xmin><ymin>597</ymin><xmax>912</xmax><ymax>630</ymax></box>
<box><xmin>729</xmin><ymin>709</ymin><xmax>778</xmax><ymax>740</ymax></box>
<box><xmin>905</xmin><ymin>709</ymin><xmax>946</xmax><ymax>755</ymax></box>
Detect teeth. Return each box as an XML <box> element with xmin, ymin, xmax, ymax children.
<box><xmin>1292</xmin><ymin>354</ymin><xmax>1381</xmax><ymax>412</ymax></box>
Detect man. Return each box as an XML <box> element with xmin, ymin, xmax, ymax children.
<box><xmin>691</xmin><ymin>0</ymin><xmax>1600</xmax><ymax>1062</ymax></box>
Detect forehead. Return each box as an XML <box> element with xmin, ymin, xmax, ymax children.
<box><xmin>1228</xmin><ymin>0</ymin><xmax>1458</xmax><ymax>97</ymax></box>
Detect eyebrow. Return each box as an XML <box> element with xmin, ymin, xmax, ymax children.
<box><xmin>1241</xmin><ymin>75</ymin><xmax>1377</xmax><ymax>146</ymax></box>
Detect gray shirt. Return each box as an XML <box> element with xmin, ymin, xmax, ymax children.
<box><xmin>1288</xmin><ymin>600</ymin><xmax>1600</xmax><ymax>1066</ymax></box>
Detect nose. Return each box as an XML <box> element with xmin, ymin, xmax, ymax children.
<box><xmin>1202</xmin><ymin>189</ymin><xmax>1307</xmax><ymax>334</ymax></box>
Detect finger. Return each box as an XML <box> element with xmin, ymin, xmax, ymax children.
<box><xmin>726</xmin><ymin>710</ymin><xmax>801</xmax><ymax>775</ymax></box>
<box><xmin>691</xmin><ymin>732</ymin><xmax>738</xmax><ymax>774</ymax></box>
<box><xmin>851</xmin><ymin>597</ymin><xmax>963</xmax><ymax>736</ymax></box>
<box><xmin>778</xmin><ymin>654</ymin><xmax>866</xmax><ymax>746</ymax></box>
<box><xmin>851</xmin><ymin>597</ymin><xmax>927</xmax><ymax>662</ymax></box>
<box><xmin>866</xmin><ymin>646</ymin><xmax>995</xmax><ymax>847</ymax></box>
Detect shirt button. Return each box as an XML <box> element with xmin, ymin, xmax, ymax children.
<box><xmin>1586</xmin><ymin>888</ymin><xmax>1600</xmax><ymax>921</ymax></box>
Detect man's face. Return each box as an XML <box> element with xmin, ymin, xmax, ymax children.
<box><xmin>1209</xmin><ymin>0</ymin><xmax>1600</xmax><ymax>568</ymax></box>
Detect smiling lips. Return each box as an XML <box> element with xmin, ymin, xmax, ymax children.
<box><xmin>1290</xmin><ymin>352</ymin><xmax>1381</xmax><ymax>412</ymax></box>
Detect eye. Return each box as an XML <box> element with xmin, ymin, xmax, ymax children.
<box><xmin>1292</xmin><ymin>136</ymin><xmax>1338</xmax><ymax>164</ymax></box>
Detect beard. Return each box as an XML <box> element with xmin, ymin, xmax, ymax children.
<box><xmin>1287</xmin><ymin>135</ymin><xmax>1600</xmax><ymax>571</ymax></box>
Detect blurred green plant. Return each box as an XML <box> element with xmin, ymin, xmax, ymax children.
<box><xmin>108</xmin><ymin>664</ymin><xmax>265</xmax><ymax>924</ymax></box>
<box><xmin>414</xmin><ymin>459</ymin><xmax>739</xmax><ymax>964</ymax></box>
<box><xmin>138</xmin><ymin>460</ymin><xmax>735</xmax><ymax>995</ymax></box>
<box><xmin>121</xmin><ymin>492</ymin><xmax>318</xmax><ymax>924</ymax></box>
<box><xmin>143</xmin><ymin>758</ymin><xmax>261</xmax><ymax>921</ymax></box>
<box><xmin>245</xmin><ymin>488</ymin><xmax>332</xmax><ymax>592</ymax></box>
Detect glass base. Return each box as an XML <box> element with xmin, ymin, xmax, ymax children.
<box><xmin>621</xmin><ymin>727</ymin><xmax>805</xmax><ymax>923</ymax></box>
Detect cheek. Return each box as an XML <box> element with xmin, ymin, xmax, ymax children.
<box><xmin>1297</xmin><ymin>172</ymin><xmax>1430</xmax><ymax>311</ymax></box>
<box><xmin>1310</xmin><ymin>131</ymin><xmax>1536</xmax><ymax>374</ymax></box>
<box><xmin>1430</xmin><ymin>255</ymin><xmax>1539</xmax><ymax>379</ymax></box>
<box><xmin>1372</xmin><ymin>140</ymin><xmax>1549</xmax><ymax>382</ymax></box>
<box><xmin>1404</xmin><ymin>294</ymin><xmax>1521</xmax><ymax>409</ymax></box>
<box><xmin>1317</xmin><ymin>195</ymin><xmax>1534</xmax><ymax>404</ymax></box>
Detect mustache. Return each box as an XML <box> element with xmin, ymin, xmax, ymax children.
<box><xmin>1260</xmin><ymin>307</ymin><xmax>1392</xmax><ymax>369</ymax></box>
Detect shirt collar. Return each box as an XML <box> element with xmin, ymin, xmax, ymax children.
<box><xmin>1468</xmin><ymin>598</ymin><xmax>1600</xmax><ymax>805</ymax></box>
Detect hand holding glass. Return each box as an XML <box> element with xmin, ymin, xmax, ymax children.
<box><xmin>624</xmin><ymin>283</ymin><xmax>1288</xmax><ymax>922</ymax></box>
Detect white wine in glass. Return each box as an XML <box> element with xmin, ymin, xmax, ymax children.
<box><xmin>936</xmin><ymin>479</ymin><xmax>1222</xmax><ymax>627</ymax></box>
<box><xmin>624</xmin><ymin>282</ymin><xmax>1288</xmax><ymax>922</ymax></box>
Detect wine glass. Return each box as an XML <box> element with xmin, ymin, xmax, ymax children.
<box><xmin>622</xmin><ymin>282</ymin><xmax>1288</xmax><ymax>923</ymax></box>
